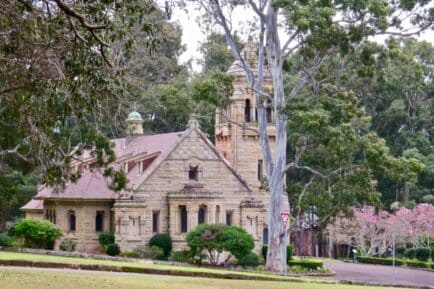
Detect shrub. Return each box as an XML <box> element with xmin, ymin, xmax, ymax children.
<box><xmin>396</xmin><ymin>247</ymin><xmax>406</xmax><ymax>258</ymax></box>
<box><xmin>149</xmin><ymin>233</ymin><xmax>172</xmax><ymax>257</ymax></box>
<box><xmin>288</xmin><ymin>259</ymin><xmax>323</xmax><ymax>270</ymax></box>
<box><xmin>134</xmin><ymin>245</ymin><xmax>164</xmax><ymax>259</ymax></box>
<box><xmin>118</xmin><ymin>252</ymin><xmax>140</xmax><ymax>258</ymax></box>
<box><xmin>169</xmin><ymin>250</ymin><xmax>193</xmax><ymax>263</ymax></box>
<box><xmin>13</xmin><ymin>219</ymin><xmax>62</xmax><ymax>249</ymax></box>
<box><xmin>356</xmin><ymin>256</ymin><xmax>405</xmax><ymax>266</ymax></box>
<box><xmin>59</xmin><ymin>238</ymin><xmax>76</xmax><ymax>252</ymax></box>
<box><xmin>404</xmin><ymin>248</ymin><xmax>416</xmax><ymax>259</ymax></box>
<box><xmin>221</xmin><ymin>226</ymin><xmax>254</xmax><ymax>260</ymax></box>
<box><xmin>262</xmin><ymin>244</ymin><xmax>293</xmax><ymax>263</ymax></box>
<box><xmin>0</xmin><ymin>233</ymin><xmax>11</xmax><ymax>247</ymax></box>
<box><xmin>238</xmin><ymin>252</ymin><xmax>260</xmax><ymax>267</ymax></box>
<box><xmin>98</xmin><ymin>232</ymin><xmax>115</xmax><ymax>247</ymax></box>
<box><xmin>262</xmin><ymin>245</ymin><xmax>268</xmax><ymax>262</ymax></box>
<box><xmin>187</xmin><ymin>224</ymin><xmax>254</xmax><ymax>265</ymax></box>
<box><xmin>106</xmin><ymin>243</ymin><xmax>120</xmax><ymax>256</ymax></box>
<box><xmin>414</xmin><ymin>247</ymin><xmax>430</xmax><ymax>262</ymax></box>
<box><xmin>287</xmin><ymin>245</ymin><xmax>293</xmax><ymax>261</ymax></box>
<box><xmin>405</xmin><ymin>260</ymin><xmax>431</xmax><ymax>269</ymax></box>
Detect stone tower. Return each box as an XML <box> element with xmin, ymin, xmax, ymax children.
<box><xmin>127</xmin><ymin>110</ymin><xmax>144</xmax><ymax>135</ymax></box>
<box><xmin>215</xmin><ymin>44</ymin><xmax>276</xmax><ymax>190</ymax></box>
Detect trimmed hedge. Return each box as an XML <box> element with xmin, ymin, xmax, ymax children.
<box><xmin>357</xmin><ymin>256</ymin><xmax>433</xmax><ymax>269</ymax></box>
<box><xmin>106</xmin><ymin>243</ymin><xmax>120</xmax><ymax>256</ymax></box>
<box><xmin>262</xmin><ymin>244</ymin><xmax>293</xmax><ymax>263</ymax></box>
<box><xmin>288</xmin><ymin>259</ymin><xmax>323</xmax><ymax>270</ymax></box>
<box><xmin>356</xmin><ymin>256</ymin><xmax>405</xmax><ymax>266</ymax></box>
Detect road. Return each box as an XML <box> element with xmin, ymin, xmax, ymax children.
<box><xmin>325</xmin><ymin>261</ymin><xmax>434</xmax><ymax>288</ymax></box>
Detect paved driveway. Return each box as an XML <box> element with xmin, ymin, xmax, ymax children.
<box><xmin>325</xmin><ymin>261</ymin><xmax>434</xmax><ymax>288</ymax></box>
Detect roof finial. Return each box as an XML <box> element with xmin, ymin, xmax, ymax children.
<box><xmin>187</xmin><ymin>114</ymin><xmax>200</xmax><ymax>129</ymax></box>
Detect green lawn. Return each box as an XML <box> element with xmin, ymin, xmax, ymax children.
<box><xmin>0</xmin><ymin>268</ymin><xmax>410</xmax><ymax>289</ymax></box>
<box><xmin>0</xmin><ymin>251</ymin><xmax>306</xmax><ymax>281</ymax></box>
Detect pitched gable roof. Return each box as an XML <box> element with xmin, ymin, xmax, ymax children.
<box><xmin>133</xmin><ymin>121</ymin><xmax>252</xmax><ymax>193</ymax></box>
<box><xmin>33</xmin><ymin>132</ymin><xmax>182</xmax><ymax>200</ymax></box>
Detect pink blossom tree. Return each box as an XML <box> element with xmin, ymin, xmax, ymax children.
<box><xmin>327</xmin><ymin>204</ymin><xmax>434</xmax><ymax>256</ymax></box>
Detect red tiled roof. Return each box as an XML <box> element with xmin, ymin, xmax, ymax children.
<box><xmin>21</xmin><ymin>199</ymin><xmax>44</xmax><ymax>211</ymax></box>
<box><xmin>35</xmin><ymin>132</ymin><xmax>182</xmax><ymax>200</ymax></box>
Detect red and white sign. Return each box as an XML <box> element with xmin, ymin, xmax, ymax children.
<box><xmin>280</xmin><ymin>212</ymin><xmax>290</xmax><ymax>229</ymax></box>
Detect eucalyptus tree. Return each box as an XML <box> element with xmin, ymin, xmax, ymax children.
<box><xmin>190</xmin><ymin>0</ymin><xmax>433</xmax><ymax>272</ymax></box>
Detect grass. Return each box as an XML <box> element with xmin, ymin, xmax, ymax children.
<box><xmin>0</xmin><ymin>251</ymin><xmax>303</xmax><ymax>280</ymax></box>
<box><xmin>0</xmin><ymin>268</ymin><xmax>411</xmax><ymax>289</ymax></box>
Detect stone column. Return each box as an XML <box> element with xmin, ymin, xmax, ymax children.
<box><xmin>208</xmin><ymin>204</ymin><xmax>216</xmax><ymax>224</ymax></box>
<box><xmin>188</xmin><ymin>205</ymin><xmax>198</xmax><ymax>231</ymax></box>
<box><xmin>169</xmin><ymin>204</ymin><xmax>176</xmax><ymax>235</ymax></box>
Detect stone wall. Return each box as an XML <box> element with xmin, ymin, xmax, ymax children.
<box><xmin>43</xmin><ymin>200</ymin><xmax>113</xmax><ymax>252</ymax></box>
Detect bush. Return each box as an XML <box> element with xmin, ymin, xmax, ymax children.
<box><xmin>287</xmin><ymin>245</ymin><xmax>293</xmax><ymax>261</ymax></box>
<box><xmin>98</xmin><ymin>232</ymin><xmax>115</xmax><ymax>247</ymax></box>
<box><xmin>169</xmin><ymin>250</ymin><xmax>193</xmax><ymax>263</ymax></box>
<box><xmin>59</xmin><ymin>238</ymin><xmax>76</xmax><ymax>252</ymax></box>
<box><xmin>13</xmin><ymin>219</ymin><xmax>62</xmax><ymax>249</ymax></box>
<box><xmin>134</xmin><ymin>245</ymin><xmax>164</xmax><ymax>259</ymax></box>
<box><xmin>396</xmin><ymin>247</ymin><xmax>406</xmax><ymax>258</ymax></box>
<box><xmin>149</xmin><ymin>233</ymin><xmax>172</xmax><ymax>257</ymax></box>
<box><xmin>262</xmin><ymin>245</ymin><xmax>268</xmax><ymax>262</ymax></box>
<box><xmin>356</xmin><ymin>256</ymin><xmax>405</xmax><ymax>266</ymax></box>
<box><xmin>186</xmin><ymin>224</ymin><xmax>254</xmax><ymax>265</ymax></box>
<box><xmin>105</xmin><ymin>243</ymin><xmax>120</xmax><ymax>256</ymax></box>
<box><xmin>238</xmin><ymin>252</ymin><xmax>260</xmax><ymax>267</ymax></box>
<box><xmin>119</xmin><ymin>252</ymin><xmax>140</xmax><ymax>258</ymax></box>
<box><xmin>262</xmin><ymin>244</ymin><xmax>293</xmax><ymax>263</ymax></box>
<box><xmin>405</xmin><ymin>260</ymin><xmax>431</xmax><ymax>269</ymax></box>
<box><xmin>414</xmin><ymin>247</ymin><xmax>430</xmax><ymax>262</ymax></box>
<box><xmin>0</xmin><ymin>233</ymin><xmax>11</xmax><ymax>247</ymax></box>
<box><xmin>404</xmin><ymin>248</ymin><xmax>416</xmax><ymax>259</ymax></box>
<box><xmin>288</xmin><ymin>259</ymin><xmax>323</xmax><ymax>270</ymax></box>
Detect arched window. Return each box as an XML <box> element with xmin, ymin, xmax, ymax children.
<box><xmin>68</xmin><ymin>210</ymin><xmax>76</xmax><ymax>232</ymax></box>
<box><xmin>244</xmin><ymin>99</ymin><xmax>251</xmax><ymax>122</ymax></box>
<box><xmin>263</xmin><ymin>227</ymin><xmax>269</xmax><ymax>244</ymax></box>
<box><xmin>198</xmin><ymin>205</ymin><xmax>207</xmax><ymax>224</ymax></box>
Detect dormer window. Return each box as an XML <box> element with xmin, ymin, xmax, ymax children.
<box><xmin>188</xmin><ymin>165</ymin><xmax>199</xmax><ymax>181</ymax></box>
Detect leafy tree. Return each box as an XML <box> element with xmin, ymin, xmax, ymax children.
<box><xmin>0</xmin><ymin>0</ymin><xmax>157</xmax><ymax>188</ymax></box>
<box><xmin>199</xmin><ymin>32</ymin><xmax>243</xmax><ymax>73</ymax></box>
<box><xmin>0</xmin><ymin>168</ymin><xmax>38</xmax><ymax>231</ymax></box>
<box><xmin>186</xmin><ymin>224</ymin><xmax>254</xmax><ymax>265</ymax></box>
<box><xmin>192</xmin><ymin>0</ymin><xmax>432</xmax><ymax>272</ymax></box>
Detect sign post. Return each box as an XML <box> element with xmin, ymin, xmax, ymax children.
<box><xmin>280</xmin><ymin>212</ymin><xmax>290</xmax><ymax>277</ymax></box>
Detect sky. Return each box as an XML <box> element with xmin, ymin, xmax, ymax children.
<box><xmin>157</xmin><ymin>1</ymin><xmax>434</xmax><ymax>72</ymax></box>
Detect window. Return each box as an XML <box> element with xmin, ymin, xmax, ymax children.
<box><xmin>263</xmin><ymin>227</ymin><xmax>269</xmax><ymax>244</ymax></box>
<box><xmin>95</xmin><ymin>211</ymin><xmax>104</xmax><ymax>232</ymax></box>
<box><xmin>180</xmin><ymin>206</ymin><xmax>188</xmax><ymax>233</ymax></box>
<box><xmin>188</xmin><ymin>165</ymin><xmax>199</xmax><ymax>181</ymax></box>
<box><xmin>198</xmin><ymin>206</ymin><xmax>207</xmax><ymax>224</ymax></box>
<box><xmin>257</xmin><ymin>160</ymin><xmax>263</xmax><ymax>181</ymax></box>
<box><xmin>152</xmin><ymin>211</ymin><xmax>159</xmax><ymax>233</ymax></box>
<box><xmin>244</xmin><ymin>99</ymin><xmax>251</xmax><ymax>122</ymax></box>
<box><xmin>45</xmin><ymin>209</ymin><xmax>56</xmax><ymax>224</ymax></box>
<box><xmin>68</xmin><ymin>210</ymin><xmax>76</xmax><ymax>232</ymax></box>
<box><xmin>226</xmin><ymin>211</ymin><xmax>233</xmax><ymax>226</ymax></box>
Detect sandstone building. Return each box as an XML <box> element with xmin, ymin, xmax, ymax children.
<box><xmin>22</xmin><ymin>48</ymin><xmax>277</xmax><ymax>253</ymax></box>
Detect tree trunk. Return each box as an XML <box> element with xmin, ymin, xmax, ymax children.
<box><xmin>264</xmin><ymin>5</ymin><xmax>289</xmax><ymax>273</ymax></box>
